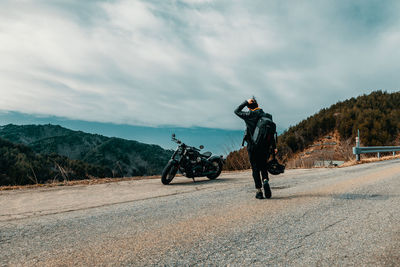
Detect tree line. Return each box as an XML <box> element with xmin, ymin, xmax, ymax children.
<box><xmin>0</xmin><ymin>137</ymin><xmax>112</xmax><ymax>186</ymax></box>
<box><xmin>0</xmin><ymin>124</ymin><xmax>174</xmax><ymax>181</ymax></box>
<box><xmin>277</xmin><ymin>91</ymin><xmax>400</xmax><ymax>159</ymax></box>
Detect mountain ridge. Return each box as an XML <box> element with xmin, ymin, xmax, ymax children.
<box><xmin>0</xmin><ymin>112</ymin><xmax>245</xmax><ymax>155</ymax></box>
<box><xmin>0</xmin><ymin>137</ymin><xmax>112</xmax><ymax>186</ymax></box>
<box><xmin>277</xmin><ymin>90</ymin><xmax>400</xmax><ymax>158</ymax></box>
<box><xmin>0</xmin><ymin>124</ymin><xmax>173</xmax><ymax>178</ymax></box>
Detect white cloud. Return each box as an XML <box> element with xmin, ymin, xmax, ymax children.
<box><xmin>0</xmin><ymin>0</ymin><xmax>400</xmax><ymax>130</ymax></box>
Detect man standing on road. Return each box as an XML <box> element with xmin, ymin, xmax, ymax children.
<box><xmin>234</xmin><ymin>98</ymin><xmax>277</xmax><ymax>199</ymax></box>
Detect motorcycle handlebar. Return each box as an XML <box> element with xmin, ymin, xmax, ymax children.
<box><xmin>172</xmin><ymin>139</ymin><xmax>199</xmax><ymax>151</ymax></box>
<box><xmin>172</xmin><ymin>137</ymin><xmax>182</xmax><ymax>144</ymax></box>
<box><xmin>172</xmin><ymin>136</ymin><xmax>199</xmax><ymax>151</ymax></box>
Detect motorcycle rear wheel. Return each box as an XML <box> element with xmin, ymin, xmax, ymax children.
<box><xmin>207</xmin><ymin>159</ymin><xmax>222</xmax><ymax>180</ymax></box>
<box><xmin>161</xmin><ymin>162</ymin><xmax>178</xmax><ymax>185</ymax></box>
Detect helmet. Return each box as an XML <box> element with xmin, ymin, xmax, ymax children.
<box><xmin>267</xmin><ymin>159</ymin><xmax>285</xmax><ymax>175</ymax></box>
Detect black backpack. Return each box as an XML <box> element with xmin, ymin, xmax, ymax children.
<box><xmin>251</xmin><ymin>113</ymin><xmax>276</xmax><ymax>148</ymax></box>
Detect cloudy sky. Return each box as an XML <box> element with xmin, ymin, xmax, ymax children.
<box><xmin>1</xmin><ymin>0</ymin><xmax>399</xmax><ymax>130</ymax></box>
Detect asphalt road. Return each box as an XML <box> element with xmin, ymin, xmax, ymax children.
<box><xmin>1</xmin><ymin>160</ymin><xmax>399</xmax><ymax>266</ymax></box>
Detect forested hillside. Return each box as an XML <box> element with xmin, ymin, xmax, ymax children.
<box><xmin>0</xmin><ymin>137</ymin><xmax>111</xmax><ymax>186</ymax></box>
<box><xmin>225</xmin><ymin>91</ymin><xmax>400</xmax><ymax>169</ymax></box>
<box><xmin>0</xmin><ymin>124</ymin><xmax>173</xmax><ymax>178</ymax></box>
<box><xmin>278</xmin><ymin>91</ymin><xmax>400</xmax><ymax>158</ymax></box>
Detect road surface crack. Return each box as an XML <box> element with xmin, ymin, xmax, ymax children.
<box><xmin>284</xmin><ymin>244</ymin><xmax>304</xmax><ymax>257</ymax></box>
<box><xmin>284</xmin><ymin>217</ymin><xmax>347</xmax><ymax>257</ymax></box>
<box><xmin>322</xmin><ymin>218</ymin><xmax>346</xmax><ymax>232</ymax></box>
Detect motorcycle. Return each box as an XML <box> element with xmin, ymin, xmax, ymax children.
<box><xmin>161</xmin><ymin>134</ymin><xmax>225</xmax><ymax>185</ymax></box>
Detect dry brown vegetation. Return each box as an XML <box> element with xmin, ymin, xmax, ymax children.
<box><xmin>0</xmin><ymin>175</ymin><xmax>161</xmax><ymax>191</ymax></box>
<box><xmin>284</xmin><ymin>131</ymin><xmax>352</xmax><ymax>168</ymax></box>
<box><xmin>223</xmin><ymin>148</ymin><xmax>250</xmax><ymax>170</ymax></box>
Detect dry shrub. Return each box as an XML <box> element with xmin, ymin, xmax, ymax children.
<box><xmin>224</xmin><ymin>147</ymin><xmax>251</xmax><ymax>170</ymax></box>
<box><xmin>285</xmin><ymin>157</ymin><xmax>315</xmax><ymax>169</ymax></box>
<box><xmin>336</xmin><ymin>138</ymin><xmax>355</xmax><ymax>161</ymax></box>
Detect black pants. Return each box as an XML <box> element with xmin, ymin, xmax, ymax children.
<box><xmin>247</xmin><ymin>147</ymin><xmax>270</xmax><ymax>189</ymax></box>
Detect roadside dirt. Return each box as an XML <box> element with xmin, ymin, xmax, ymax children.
<box><xmin>0</xmin><ymin>170</ymin><xmax>249</xmax><ymax>222</ymax></box>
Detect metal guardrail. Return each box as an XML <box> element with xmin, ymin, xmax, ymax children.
<box><xmin>353</xmin><ymin>146</ymin><xmax>400</xmax><ymax>155</ymax></box>
<box><xmin>352</xmin><ymin>129</ymin><xmax>399</xmax><ymax>161</ymax></box>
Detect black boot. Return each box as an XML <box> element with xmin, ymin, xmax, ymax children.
<box><xmin>263</xmin><ymin>179</ymin><xmax>271</xmax><ymax>199</ymax></box>
<box><xmin>255</xmin><ymin>191</ymin><xmax>264</xmax><ymax>199</ymax></box>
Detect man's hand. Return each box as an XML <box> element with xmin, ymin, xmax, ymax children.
<box><xmin>247</xmin><ymin>99</ymin><xmax>255</xmax><ymax>105</ymax></box>
<box><xmin>274</xmin><ymin>149</ymin><xmax>278</xmax><ymax>154</ymax></box>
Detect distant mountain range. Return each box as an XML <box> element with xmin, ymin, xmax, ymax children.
<box><xmin>0</xmin><ymin>124</ymin><xmax>173</xmax><ymax>183</ymax></box>
<box><xmin>0</xmin><ymin>111</ymin><xmax>247</xmax><ymax>155</ymax></box>
<box><xmin>0</xmin><ymin>112</ymin><xmax>252</xmax><ymax>186</ymax></box>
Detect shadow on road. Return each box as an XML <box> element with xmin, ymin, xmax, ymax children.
<box><xmin>269</xmin><ymin>193</ymin><xmax>329</xmax><ymax>200</ymax></box>
<box><xmin>270</xmin><ymin>193</ymin><xmax>392</xmax><ymax>200</ymax></box>
<box><xmin>333</xmin><ymin>193</ymin><xmax>390</xmax><ymax>200</ymax></box>
<box><xmin>271</xmin><ymin>185</ymin><xmax>291</xmax><ymax>190</ymax></box>
<box><xmin>168</xmin><ymin>178</ymin><xmax>230</xmax><ymax>186</ymax></box>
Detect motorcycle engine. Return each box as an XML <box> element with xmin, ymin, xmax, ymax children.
<box><xmin>186</xmin><ymin>151</ymin><xmax>204</xmax><ymax>175</ymax></box>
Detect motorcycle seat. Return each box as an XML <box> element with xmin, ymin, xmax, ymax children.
<box><xmin>201</xmin><ymin>151</ymin><xmax>212</xmax><ymax>158</ymax></box>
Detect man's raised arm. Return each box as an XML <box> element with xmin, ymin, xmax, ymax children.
<box><xmin>234</xmin><ymin>100</ymin><xmax>251</xmax><ymax>119</ymax></box>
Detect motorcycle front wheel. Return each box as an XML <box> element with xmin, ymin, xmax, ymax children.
<box><xmin>207</xmin><ymin>159</ymin><xmax>222</xmax><ymax>180</ymax></box>
<box><xmin>161</xmin><ymin>161</ymin><xmax>178</xmax><ymax>185</ymax></box>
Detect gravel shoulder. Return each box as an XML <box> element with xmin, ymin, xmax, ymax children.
<box><xmin>1</xmin><ymin>160</ymin><xmax>399</xmax><ymax>266</ymax></box>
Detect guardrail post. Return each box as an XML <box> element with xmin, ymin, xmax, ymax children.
<box><xmin>356</xmin><ymin>129</ymin><xmax>360</xmax><ymax>161</ymax></box>
<box><xmin>377</xmin><ymin>152</ymin><xmax>380</xmax><ymax>159</ymax></box>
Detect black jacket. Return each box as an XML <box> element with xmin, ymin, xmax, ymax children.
<box><xmin>234</xmin><ymin>101</ymin><xmax>275</xmax><ymax>150</ymax></box>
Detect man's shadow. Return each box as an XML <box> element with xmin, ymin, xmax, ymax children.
<box><xmin>167</xmin><ymin>177</ymin><xmax>230</xmax><ymax>186</ymax></box>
